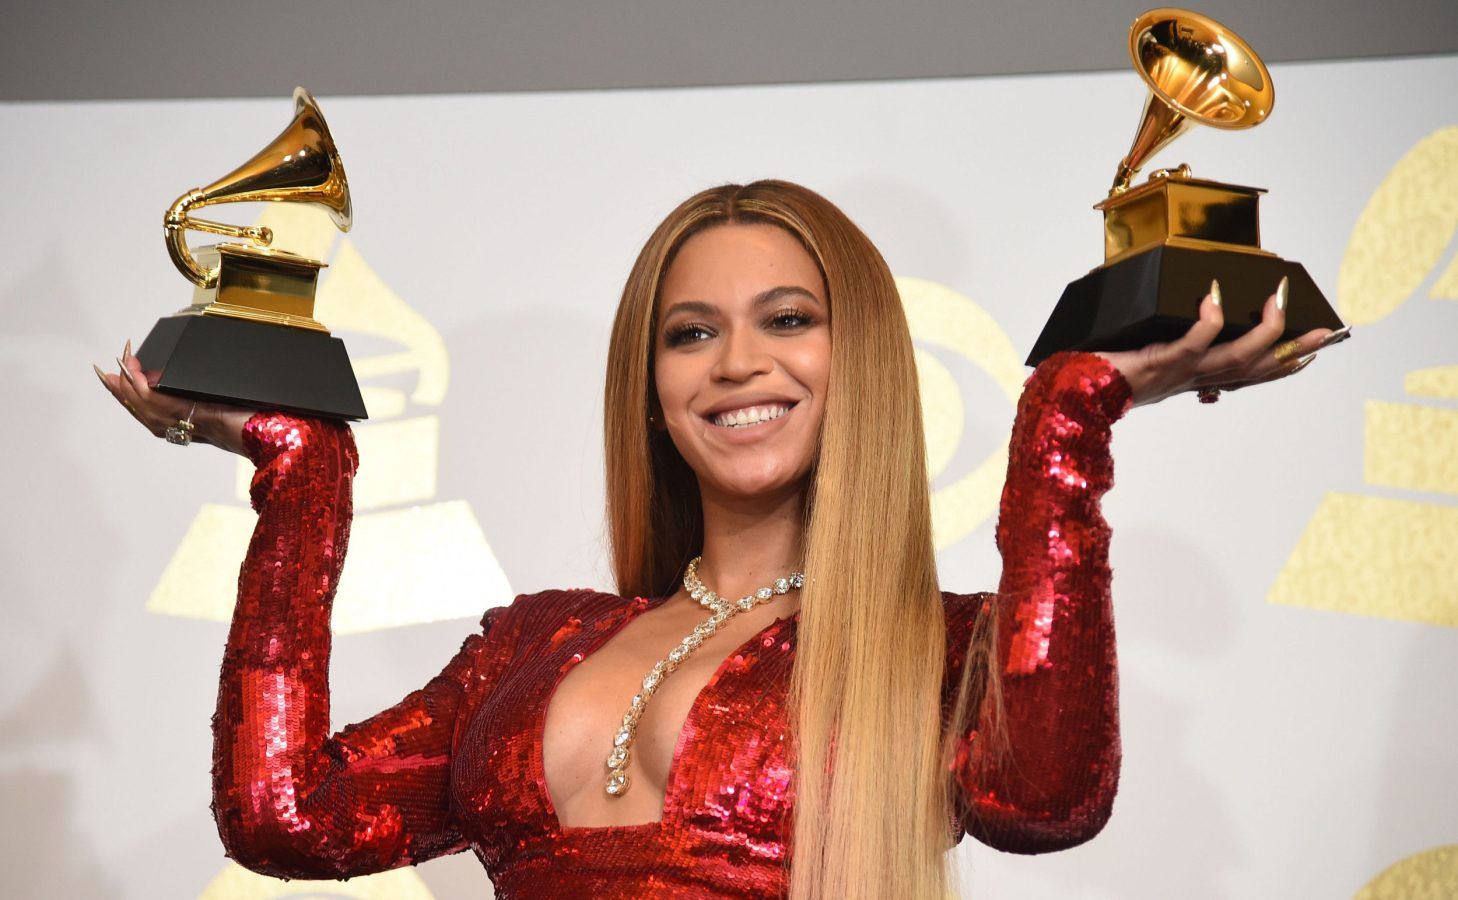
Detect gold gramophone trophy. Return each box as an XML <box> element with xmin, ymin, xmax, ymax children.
<box><xmin>1026</xmin><ymin>8</ymin><xmax>1345</xmax><ymax>365</ymax></box>
<box><xmin>134</xmin><ymin>87</ymin><xmax>368</xmax><ymax>419</ymax></box>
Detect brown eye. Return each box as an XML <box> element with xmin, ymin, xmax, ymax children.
<box><xmin>769</xmin><ymin>307</ymin><xmax>814</xmax><ymax>329</ymax></box>
<box><xmin>666</xmin><ymin>323</ymin><xmax>713</xmax><ymax>347</ymax></box>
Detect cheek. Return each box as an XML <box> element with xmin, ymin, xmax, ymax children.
<box><xmin>786</xmin><ymin>336</ymin><xmax>832</xmax><ymax>404</ymax></box>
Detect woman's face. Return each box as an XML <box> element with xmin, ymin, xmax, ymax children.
<box><xmin>654</xmin><ymin>223</ymin><xmax>831</xmax><ymax>503</ymax></box>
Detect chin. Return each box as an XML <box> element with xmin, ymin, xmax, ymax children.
<box><xmin>706</xmin><ymin>463</ymin><xmax>811</xmax><ymax>502</ymax></box>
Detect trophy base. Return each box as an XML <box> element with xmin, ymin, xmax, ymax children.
<box><xmin>1026</xmin><ymin>245</ymin><xmax>1344</xmax><ymax>367</ymax></box>
<box><xmin>135</xmin><ymin>313</ymin><xmax>369</xmax><ymax>420</ymax></box>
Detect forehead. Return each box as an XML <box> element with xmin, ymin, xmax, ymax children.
<box><xmin>659</xmin><ymin>223</ymin><xmax>825</xmax><ymax>306</ymax></box>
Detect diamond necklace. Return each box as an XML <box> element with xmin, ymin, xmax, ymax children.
<box><xmin>604</xmin><ymin>556</ymin><xmax>805</xmax><ymax>796</ymax></box>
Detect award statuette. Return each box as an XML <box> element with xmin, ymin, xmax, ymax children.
<box><xmin>1026</xmin><ymin>8</ymin><xmax>1345</xmax><ymax>366</ymax></box>
<box><xmin>135</xmin><ymin>87</ymin><xmax>368</xmax><ymax>420</ymax></box>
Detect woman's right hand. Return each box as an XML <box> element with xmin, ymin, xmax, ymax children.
<box><xmin>94</xmin><ymin>339</ymin><xmax>255</xmax><ymax>457</ymax></box>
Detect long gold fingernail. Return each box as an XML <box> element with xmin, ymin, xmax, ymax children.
<box><xmin>93</xmin><ymin>363</ymin><xmax>109</xmax><ymax>386</ymax></box>
<box><xmin>123</xmin><ymin>339</ymin><xmax>132</xmax><ymax>361</ymax></box>
<box><xmin>1210</xmin><ymin>278</ymin><xmax>1222</xmax><ymax>308</ymax></box>
<box><xmin>1276</xmin><ymin>276</ymin><xmax>1290</xmax><ymax>312</ymax></box>
<box><xmin>1295</xmin><ymin>350</ymin><xmax>1317</xmax><ymax>367</ymax></box>
<box><xmin>116</xmin><ymin>357</ymin><xmax>135</xmax><ymax>387</ymax></box>
<box><xmin>1319</xmin><ymin>325</ymin><xmax>1352</xmax><ymax>348</ymax></box>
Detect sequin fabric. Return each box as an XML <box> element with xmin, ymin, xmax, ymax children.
<box><xmin>211</xmin><ymin>350</ymin><xmax>1131</xmax><ymax>895</ymax></box>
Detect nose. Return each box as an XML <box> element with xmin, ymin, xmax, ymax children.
<box><xmin>709</xmin><ymin>325</ymin><xmax>773</xmax><ymax>383</ymax></box>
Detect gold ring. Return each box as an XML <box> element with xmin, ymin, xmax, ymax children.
<box><xmin>1273</xmin><ymin>340</ymin><xmax>1303</xmax><ymax>364</ymax></box>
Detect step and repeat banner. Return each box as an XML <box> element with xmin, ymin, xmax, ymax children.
<box><xmin>2</xmin><ymin>53</ymin><xmax>1455</xmax><ymax>898</ymax></box>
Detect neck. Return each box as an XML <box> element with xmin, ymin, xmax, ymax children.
<box><xmin>691</xmin><ymin>479</ymin><xmax>806</xmax><ymax>604</ymax></box>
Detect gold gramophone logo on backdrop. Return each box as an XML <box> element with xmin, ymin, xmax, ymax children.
<box><xmin>145</xmin><ymin>122</ymin><xmax>512</xmax><ymax>635</ymax></box>
<box><xmin>1270</xmin><ymin>126</ymin><xmax>1458</xmax><ymax>628</ymax></box>
<box><xmin>898</xmin><ymin>277</ymin><xmax>1028</xmax><ymax>550</ymax></box>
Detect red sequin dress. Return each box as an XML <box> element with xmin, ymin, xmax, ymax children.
<box><xmin>211</xmin><ymin>350</ymin><xmax>1132</xmax><ymax>897</ymax></box>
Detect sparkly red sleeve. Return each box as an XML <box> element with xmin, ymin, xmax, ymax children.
<box><xmin>954</xmin><ymin>350</ymin><xmax>1133</xmax><ymax>854</ymax></box>
<box><xmin>211</xmin><ymin>412</ymin><xmax>505</xmax><ymax>880</ymax></box>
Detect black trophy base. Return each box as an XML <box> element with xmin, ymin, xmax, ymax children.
<box><xmin>1026</xmin><ymin>245</ymin><xmax>1344</xmax><ymax>367</ymax></box>
<box><xmin>135</xmin><ymin>313</ymin><xmax>368</xmax><ymax>420</ymax></box>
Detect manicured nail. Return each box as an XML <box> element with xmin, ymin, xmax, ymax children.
<box><xmin>1210</xmin><ymin>278</ymin><xmax>1222</xmax><ymax>308</ymax></box>
<box><xmin>1295</xmin><ymin>350</ymin><xmax>1317</xmax><ymax>367</ymax></box>
<box><xmin>93</xmin><ymin>363</ymin><xmax>109</xmax><ymax>387</ymax></box>
<box><xmin>116</xmin><ymin>357</ymin><xmax>135</xmax><ymax>388</ymax></box>
<box><xmin>1319</xmin><ymin>325</ymin><xmax>1352</xmax><ymax>348</ymax></box>
<box><xmin>123</xmin><ymin>339</ymin><xmax>132</xmax><ymax>361</ymax></box>
<box><xmin>1276</xmin><ymin>276</ymin><xmax>1290</xmax><ymax>312</ymax></box>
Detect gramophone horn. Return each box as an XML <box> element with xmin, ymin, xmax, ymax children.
<box><xmin>1110</xmin><ymin>8</ymin><xmax>1274</xmax><ymax>194</ymax></box>
<box><xmin>163</xmin><ymin>87</ymin><xmax>352</xmax><ymax>287</ymax></box>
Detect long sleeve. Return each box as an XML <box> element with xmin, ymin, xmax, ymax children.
<box><xmin>210</xmin><ymin>412</ymin><xmax>509</xmax><ymax>880</ymax></box>
<box><xmin>952</xmin><ymin>350</ymin><xmax>1132</xmax><ymax>854</ymax></box>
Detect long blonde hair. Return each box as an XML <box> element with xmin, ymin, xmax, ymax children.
<box><xmin>604</xmin><ymin>180</ymin><xmax>994</xmax><ymax>898</ymax></box>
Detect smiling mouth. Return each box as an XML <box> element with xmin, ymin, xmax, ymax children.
<box><xmin>706</xmin><ymin>402</ymin><xmax>796</xmax><ymax>429</ymax></box>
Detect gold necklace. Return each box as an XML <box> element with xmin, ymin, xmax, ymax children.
<box><xmin>604</xmin><ymin>556</ymin><xmax>805</xmax><ymax>796</ymax></box>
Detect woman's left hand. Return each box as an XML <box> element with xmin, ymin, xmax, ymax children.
<box><xmin>1095</xmin><ymin>277</ymin><xmax>1350</xmax><ymax>408</ymax></box>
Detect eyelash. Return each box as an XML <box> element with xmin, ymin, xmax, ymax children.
<box><xmin>664</xmin><ymin>307</ymin><xmax>817</xmax><ymax>347</ymax></box>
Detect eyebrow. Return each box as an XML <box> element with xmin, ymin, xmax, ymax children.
<box><xmin>660</xmin><ymin>285</ymin><xmax>821</xmax><ymax>320</ymax></box>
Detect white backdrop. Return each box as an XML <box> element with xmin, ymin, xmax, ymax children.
<box><xmin>2</xmin><ymin>53</ymin><xmax>1456</xmax><ymax>898</ymax></box>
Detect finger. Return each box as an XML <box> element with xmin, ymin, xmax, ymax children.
<box><xmin>1194</xmin><ymin>276</ymin><xmax>1290</xmax><ymax>380</ymax></box>
<box><xmin>1192</xmin><ymin>326</ymin><xmax>1329</xmax><ymax>388</ymax></box>
<box><xmin>1158</xmin><ymin>280</ymin><xmax>1226</xmax><ymax>369</ymax></box>
<box><xmin>121</xmin><ymin>352</ymin><xmax>182</xmax><ymax>418</ymax></box>
<box><xmin>121</xmin><ymin>339</ymin><xmax>163</xmax><ymax>388</ymax></box>
<box><xmin>1226</xmin><ymin>349</ymin><xmax>1317</xmax><ymax>392</ymax></box>
<box><xmin>115</xmin><ymin>359</ymin><xmax>165</xmax><ymax>436</ymax></box>
<box><xmin>96</xmin><ymin>363</ymin><xmax>149</xmax><ymax>428</ymax></box>
<box><xmin>1317</xmin><ymin>324</ymin><xmax>1352</xmax><ymax>349</ymax></box>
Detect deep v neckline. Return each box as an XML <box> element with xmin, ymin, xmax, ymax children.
<box><xmin>534</xmin><ymin>592</ymin><xmax>798</xmax><ymax>835</ymax></box>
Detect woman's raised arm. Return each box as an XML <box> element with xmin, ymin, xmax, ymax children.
<box><xmin>948</xmin><ymin>350</ymin><xmax>1131</xmax><ymax>854</ymax></box>
<box><xmin>202</xmin><ymin>411</ymin><xmax>512</xmax><ymax>880</ymax></box>
<box><xmin>96</xmin><ymin>350</ymin><xmax>523</xmax><ymax>879</ymax></box>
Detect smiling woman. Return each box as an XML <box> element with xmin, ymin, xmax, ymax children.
<box><xmin>98</xmin><ymin>179</ymin><xmax>1333</xmax><ymax>900</ymax></box>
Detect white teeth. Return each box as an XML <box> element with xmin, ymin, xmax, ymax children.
<box><xmin>712</xmin><ymin>404</ymin><xmax>791</xmax><ymax>428</ymax></box>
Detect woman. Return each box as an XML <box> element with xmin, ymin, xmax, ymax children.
<box><xmin>96</xmin><ymin>181</ymin><xmax>1338</xmax><ymax>898</ymax></box>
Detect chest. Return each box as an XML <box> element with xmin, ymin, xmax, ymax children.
<box><xmin>454</xmin><ymin>597</ymin><xmax>800</xmax><ymax>840</ymax></box>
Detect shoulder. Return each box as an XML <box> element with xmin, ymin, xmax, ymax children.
<box><xmin>940</xmin><ymin>589</ymin><xmax>995</xmax><ymax>647</ymax></box>
<box><xmin>940</xmin><ymin>589</ymin><xmax>993</xmax><ymax>623</ymax></box>
<box><xmin>477</xmin><ymin>587</ymin><xmax>645</xmax><ymax>649</ymax></box>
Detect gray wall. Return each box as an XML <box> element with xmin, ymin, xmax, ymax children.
<box><xmin>5</xmin><ymin>0</ymin><xmax>1457</xmax><ymax>102</ymax></box>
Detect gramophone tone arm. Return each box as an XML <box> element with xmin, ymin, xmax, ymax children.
<box><xmin>163</xmin><ymin>190</ymin><xmax>275</xmax><ymax>287</ymax></box>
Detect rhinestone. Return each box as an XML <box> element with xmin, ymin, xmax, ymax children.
<box><xmin>606</xmin><ymin>556</ymin><xmax>807</xmax><ymax>800</ymax></box>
